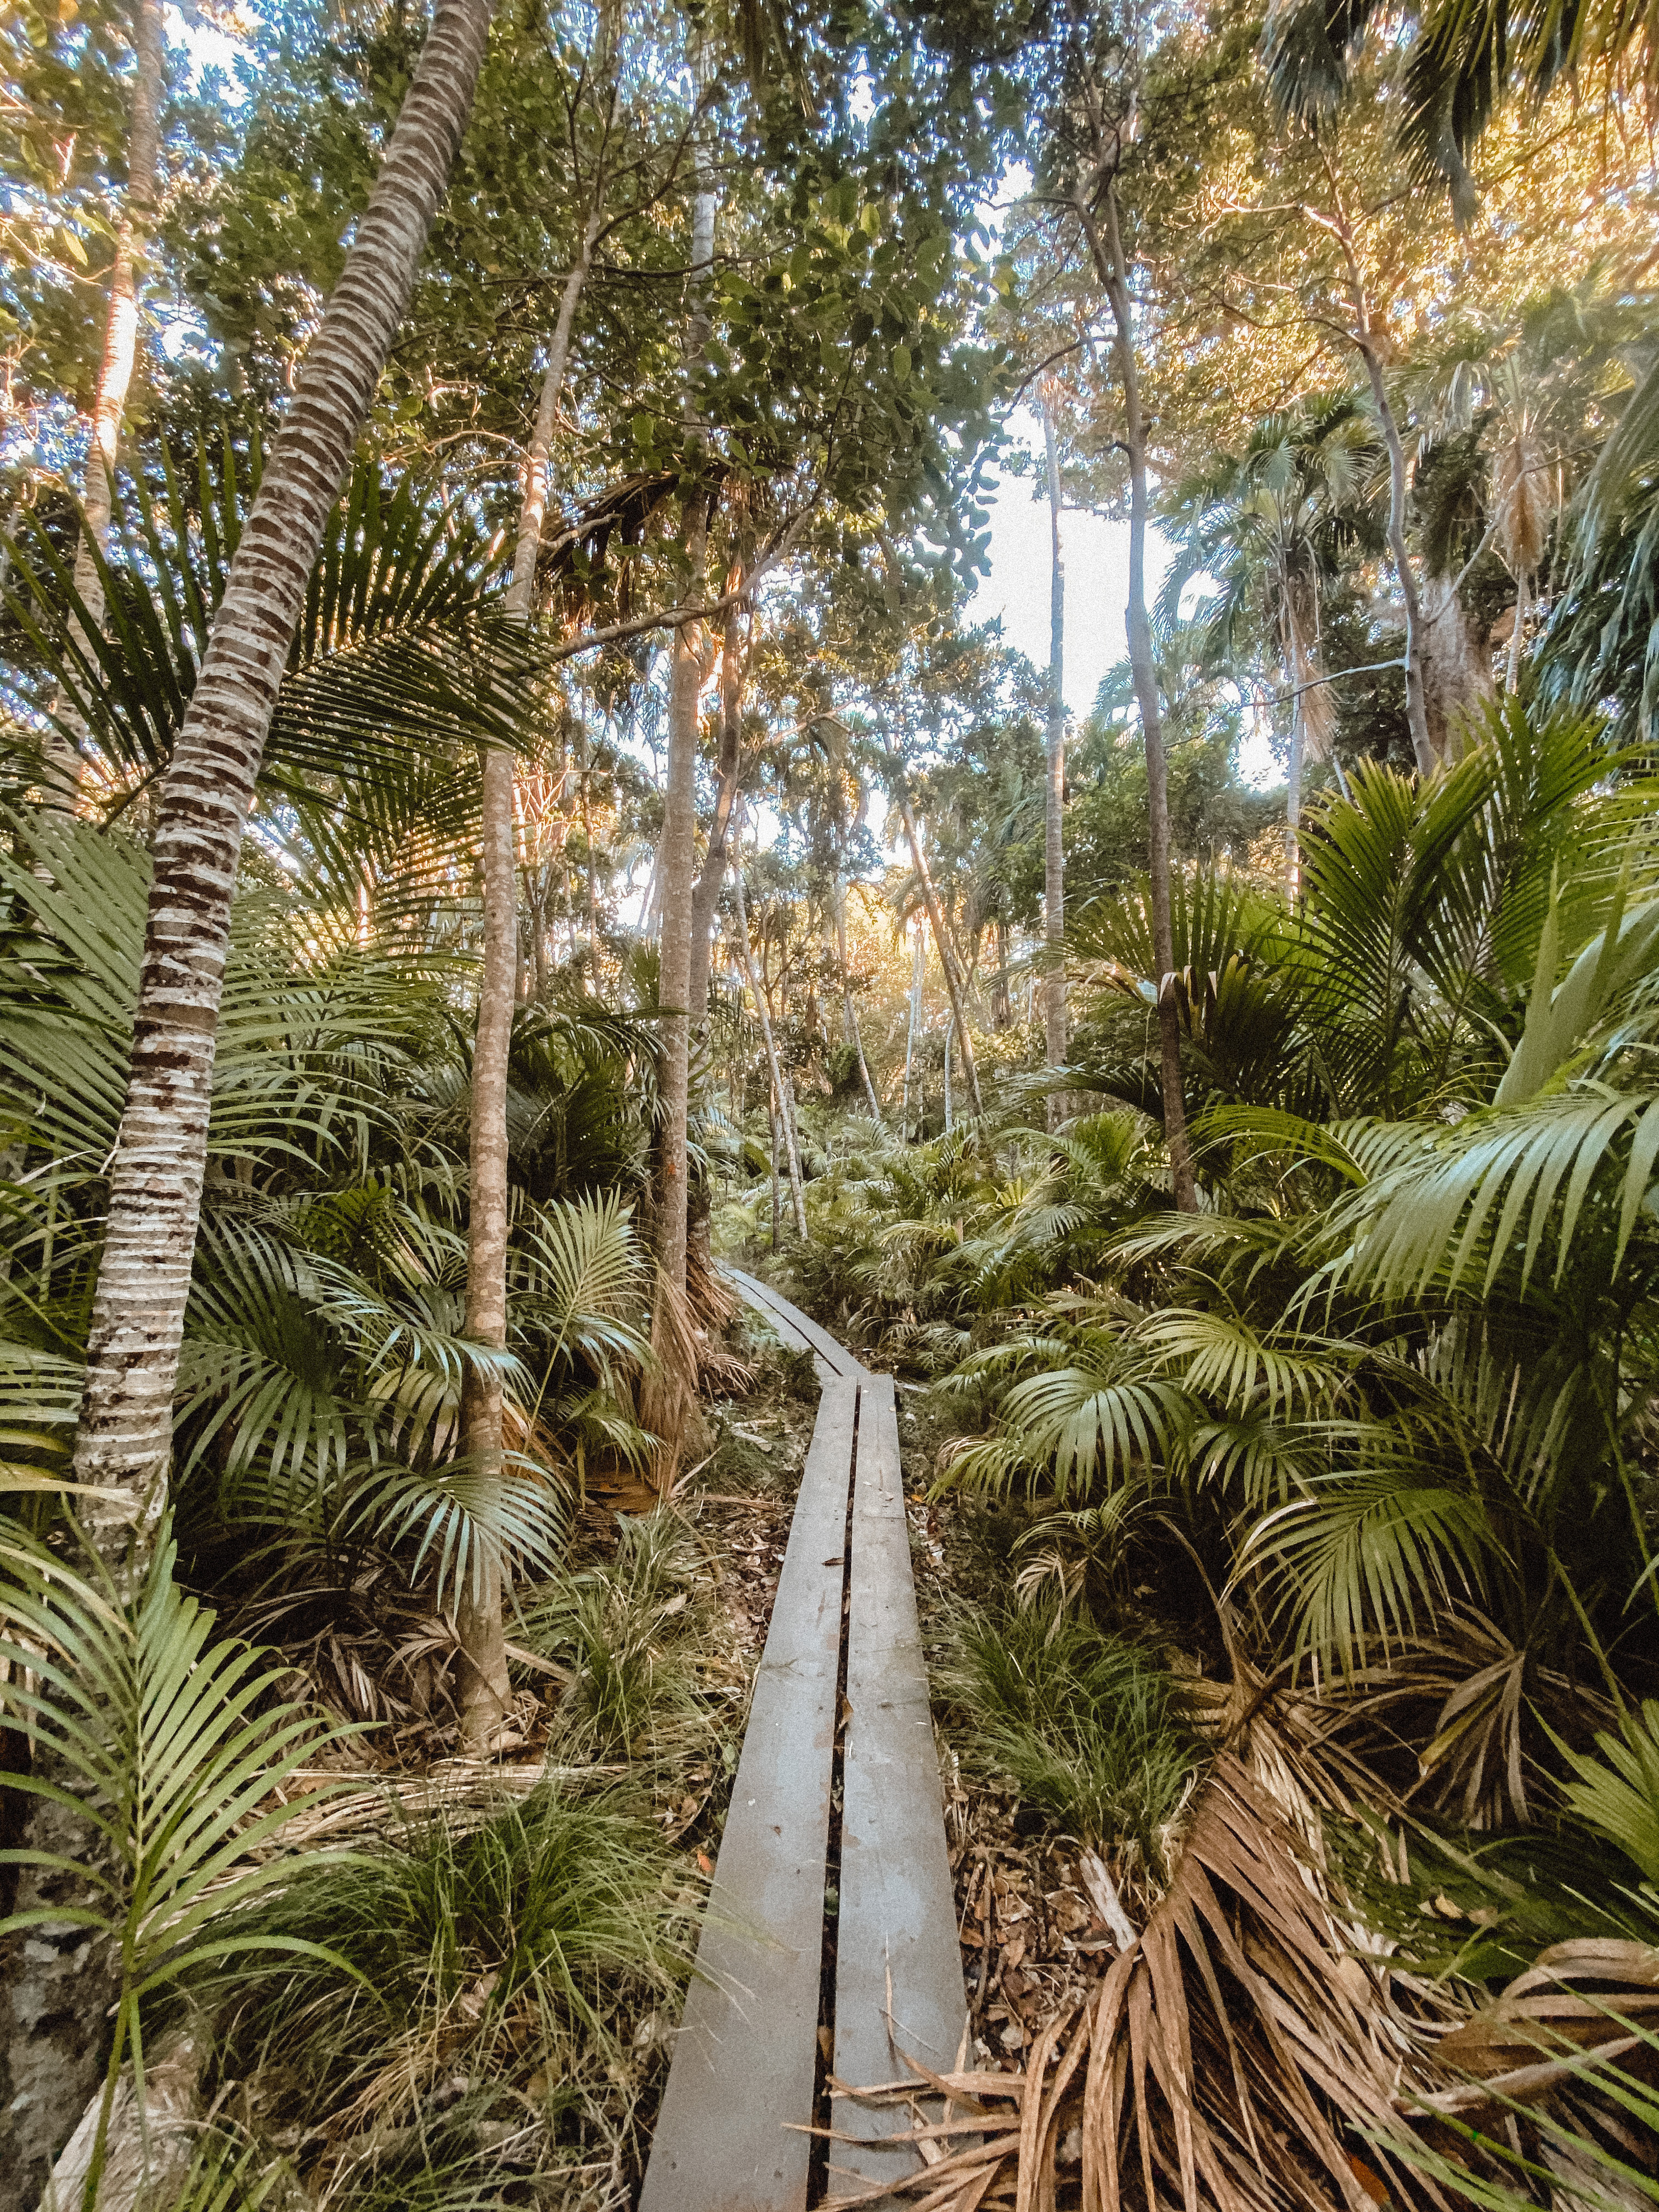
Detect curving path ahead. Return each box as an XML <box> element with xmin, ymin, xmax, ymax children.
<box><xmin>639</xmin><ymin>1274</ymin><xmax>965</xmax><ymax>2211</ymax></box>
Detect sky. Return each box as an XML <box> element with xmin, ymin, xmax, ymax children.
<box><xmin>970</xmin><ymin>410</ymin><xmax>1279</xmax><ymax>785</ymax></box>
<box><xmin>965</xmin><ymin>405</ymin><xmax>1173</xmax><ymax>726</ymax></box>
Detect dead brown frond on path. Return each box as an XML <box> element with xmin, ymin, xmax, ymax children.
<box><xmin>843</xmin><ymin>1752</ymin><xmax>1436</xmax><ymax>2212</ymax></box>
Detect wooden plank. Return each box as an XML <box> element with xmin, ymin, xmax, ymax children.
<box><xmin>725</xmin><ymin>1267</ymin><xmax>865</xmax><ymax>1383</ymax></box>
<box><xmin>830</xmin><ymin>1372</ymin><xmax>967</xmax><ymax>2200</ymax></box>
<box><xmin>640</xmin><ymin>1371</ymin><xmax>858</xmax><ymax>2212</ymax></box>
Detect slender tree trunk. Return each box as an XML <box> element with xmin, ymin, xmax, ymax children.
<box><xmin>769</xmin><ymin>1094</ymin><xmax>781</xmax><ymax>1250</ymax></box>
<box><xmin>1299</xmin><ymin>167</ymin><xmax>1434</xmax><ymax>774</ymax></box>
<box><xmin>943</xmin><ymin>1015</ymin><xmax>953</xmax><ymax>1132</ymax></box>
<box><xmin>69</xmin><ymin>0</ymin><xmax>496</xmax><ymax>1571</ymax></box>
<box><xmin>1285</xmin><ymin>685</ymin><xmax>1304</xmax><ymax>896</ymax></box>
<box><xmin>1506</xmin><ymin>569</ymin><xmax>1527</xmax><ymax>692</ymax></box>
<box><xmin>1040</xmin><ymin>390</ymin><xmax>1067</xmax><ymax>1129</ymax></box>
<box><xmin>1097</xmin><ymin>183</ymin><xmax>1197</xmax><ymax>1211</ymax></box>
<box><xmin>836</xmin><ymin>891</ymin><xmax>883</xmax><ymax>1125</ymax></box>
<box><xmin>904</xmin><ymin>922</ymin><xmax>923</xmax><ymax>1140</ymax></box>
<box><xmin>647</xmin><ymin>59</ymin><xmax>717</xmax><ymax>1456</ymax></box>
<box><xmin>687</xmin><ymin>588</ymin><xmax>746</xmax><ymax>1023</ymax></box>
<box><xmin>656</xmin><ymin>494</ymin><xmax>708</xmax><ymax>1290</ymax></box>
<box><xmin>1362</xmin><ymin>337</ymin><xmax>1434</xmax><ymax>772</ymax></box>
<box><xmin>456</xmin><ymin>185</ymin><xmax>596</xmax><ymax>1746</ymax></box>
<box><xmin>733</xmin><ymin>851</ymin><xmax>805</xmax><ymax>1236</ymax></box>
<box><xmin>52</xmin><ymin>0</ymin><xmax>164</xmax><ymax>802</ymax></box>
<box><xmin>894</xmin><ymin>791</ymin><xmax>983</xmax><ymax>1116</ymax></box>
<box><xmin>991</xmin><ymin>918</ymin><xmax>1009</xmax><ymax>1030</ymax></box>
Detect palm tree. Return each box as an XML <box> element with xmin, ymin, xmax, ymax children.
<box><xmin>66</xmin><ymin>0</ymin><xmax>497</xmax><ymax>1584</ymax></box>
<box><xmin>1166</xmin><ymin>396</ymin><xmax>1379</xmax><ymax>881</ymax></box>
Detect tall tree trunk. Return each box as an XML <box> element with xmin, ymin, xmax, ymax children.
<box><xmin>1096</xmin><ymin>183</ymin><xmax>1197</xmax><ymax>1211</ymax></box>
<box><xmin>893</xmin><ymin>789</ymin><xmax>983</xmax><ymax>1117</ymax></box>
<box><xmin>1040</xmin><ymin>389</ymin><xmax>1068</xmax><ymax>1129</ymax></box>
<box><xmin>990</xmin><ymin>918</ymin><xmax>1007</xmax><ymax>1029</ymax></box>
<box><xmin>1362</xmin><ymin>335</ymin><xmax>1434</xmax><ymax>773</ymax></box>
<box><xmin>70</xmin><ymin>0</ymin><xmax>496</xmax><ymax>1571</ymax></box>
<box><xmin>733</xmin><ymin>850</ymin><xmax>805</xmax><ymax>1235</ymax></box>
<box><xmin>1506</xmin><ymin>568</ymin><xmax>1528</xmax><ymax>692</ymax></box>
<box><xmin>836</xmin><ymin>890</ymin><xmax>883</xmax><ymax>1125</ymax></box>
<box><xmin>52</xmin><ymin>0</ymin><xmax>164</xmax><ymax>803</ymax></box>
<box><xmin>903</xmin><ymin>922</ymin><xmax>922</xmax><ymax>1141</ymax></box>
<box><xmin>1420</xmin><ymin>575</ymin><xmax>1495</xmax><ymax>760</ymax></box>
<box><xmin>647</xmin><ymin>55</ymin><xmax>717</xmax><ymax>1461</ymax></box>
<box><xmin>457</xmin><ymin>194</ymin><xmax>596</xmax><ymax>1746</ymax></box>
<box><xmin>943</xmin><ymin>1014</ymin><xmax>953</xmax><ymax>1132</ymax></box>
<box><xmin>1299</xmin><ymin>167</ymin><xmax>1434</xmax><ymax>774</ymax></box>
<box><xmin>655</xmin><ymin>492</ymin><xmax>707</xmax><ymax>1287</ymax></box>
<box><xmin>12</xmin><ymin>8</ymin><xmax>495</xmax><ymax>2200</ymax></box>
<box><xmin>1285</xmin><ymin>687</ymin><xmax>1304</xmax><ymax>896</ymax></box>
<box><xmin>687</xmin><ymin>586</ymin><xmax>746</xmax><ymax>1024</ymax></box>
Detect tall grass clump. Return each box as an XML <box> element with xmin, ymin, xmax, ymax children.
<box><xmin>206</xmin><ymin>1784</ymin><xmax>686</xmax><ymax>2174</ymax></box>
<box><xmin>522</xmin><ymin>1510</ymin><xmax>712</xmax><ymax>1763</ymax></box>
<box><xmin>947</xmin><ymin>1606</ymin><xmax>1203</xmax><ymax>1882</ymax></box>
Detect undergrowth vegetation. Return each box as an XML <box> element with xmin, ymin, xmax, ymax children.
<box><xmin>1</xmin><ymin>0</ymin><xmax>1655</xmax><ymax>2186</ymax></box>
<box><xmin>946</xmin><ymin>1607</ymin><xmax>1200</xmax><ymax>1886</ymax></box>
<box><xmin>735</xmin><ymin>705</ymin><xmax>1659</xmax><ymax>2209</ymax></box>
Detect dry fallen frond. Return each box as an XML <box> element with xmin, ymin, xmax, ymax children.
<box><xmin>1410</xmin><ymin>1938</ymin><xmax>1659</xmax><ymax>2115</ymax></box>
<box><xmin>844</xmin><ymin>1754</ymin><xmax>1434</xmax><ymax>2212</ymax></box>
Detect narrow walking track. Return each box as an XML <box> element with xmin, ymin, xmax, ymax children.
<box><xmin>640</xmin><ymin>1273</ymin><xmax>965</xmax><ymax>2211</ymax></box>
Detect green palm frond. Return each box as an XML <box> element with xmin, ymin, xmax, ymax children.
<box><xmin>0</xmin><ymin>1338</ymin><xmax>83</xmax><ymax>1453</ymax></box>
<box><xmin>1496</xmin><ymin>885</ymin><xmax>1659</xmax><ymax>1108</ymax></box>
<box><xmin>2</xmin><ymin>450</ymin><xmax>543</xmax><ymax>844</ymax></box>
<box><xmin>0</xmin><ymin>1524</ymin><xmax>353</xmax><ymax>2208</ymax></box>
<box><xmin>511</xmin><ymin>1191</ymin><xmax>648</xmax><ymax>1383</ymax></box>
<box><xmin>1143</xmin><ymin>1306</ymin><xmax>1358</xmax><ymax>1419</ymax></box>
<box><xmin>1241</xmin><ymin>1450</ymin><xmax>1496</xmax><ymax>1670</ymax></box>
<box><xmin>346</xmin><ymin>1455</ymin><xmax>566</xmax><ymax>1610</ymax></box>
<box><xmin>1336</xmin><ymin>1086</ymin><xmax>1659</xmax><ymax>1299</ymax></box>
<box><xmin>1558</xmin><ymin>1699</ymin><xmax>1659</xmax><ymax>1886</ymax></box>
<box><xmin>988</xmin><ymin>1353</ymin><xmax>1191</xmax><ymax>1500</ymax></box>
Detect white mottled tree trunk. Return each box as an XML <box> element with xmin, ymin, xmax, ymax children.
<box><xmin>895</xmin><ymin>792</ymin><xmax>982</xmax><ymax>1118</ymax></box>
<box><xmin>458</xmin><ymin>210</ymin><xmax>595</xmax><ymax>1746</ymax></box>
<box><xmin>1040</xmin><ymin>390</ymin><xmax>1067</xmax><ymax>1128</ymax></box>
<box><xmin>69</xmin><ymin>0</ymin><xmax>498</xmax><ymax>1576</ymax></box>
<box><xmin>836</xmin><ymin>889</ymin><xmax>883</xmax><ymax>1126</ymax></box>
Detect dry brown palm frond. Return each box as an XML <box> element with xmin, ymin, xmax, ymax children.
<box><xmin>639</xmin><ymin>1264</ymin><xmax>701</xmax><ymax>1492</ymax></box>
<box><xmin>1491</xmin><ymin>431</ymin><xmax>1550</xmax><ymax>579</ymax></box>
<box><xmin>1412</xmin><ymin>1939</ymin><xmax>1659</xmax><ymax>2115</ymax></box>
<box><xmin>1077</xmin><ymin>1752</ymin><xmax>1419</xmax><ymax>2212</ymax></box>
<box><xmin>1323</xmin><ymin>1609</ymin><xmax>1614</xmax><ymax>1832</ymax></box>
<box><xmin>843</xmin><ymin>1753</ymin><xmax>1440</xmax><ymax>2212</ymax></box>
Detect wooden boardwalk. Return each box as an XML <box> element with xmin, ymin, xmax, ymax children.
<box><xmin>639</xmin><ymin>1279</ymin><xmax>964</xmax><ymax>2212</ymax></box>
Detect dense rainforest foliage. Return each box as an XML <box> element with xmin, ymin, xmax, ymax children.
<box><xmin>1</xmin><ymin>0</ymin><xmax>1657</xmax><ymax>2203</ymax></box>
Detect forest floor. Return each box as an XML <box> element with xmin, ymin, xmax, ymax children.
<box><xmin>893</xmin><ymin>1384</ymin><xmax>1135</xmax><ymax>2090</ymax></box>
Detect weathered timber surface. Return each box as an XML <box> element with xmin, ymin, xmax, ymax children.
<box><xmin>828</xmin><ymin>1369</ymin><xmax>967</xmax><ymax>2199</ymax></box>
<box><xmin>726</xmin><ymin>1266</ymin><xmax>864</xmax><ymax>1383</ymax></box>
<box><xmin>642</xmin><ymin>1277</ymin><xmax>964</xmax><ymax>2211</ymax></box>
<box><xmin>640</xmin><ymin>1369</ymin><xmax>855</xmax><ymax>2212</ymax></box>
